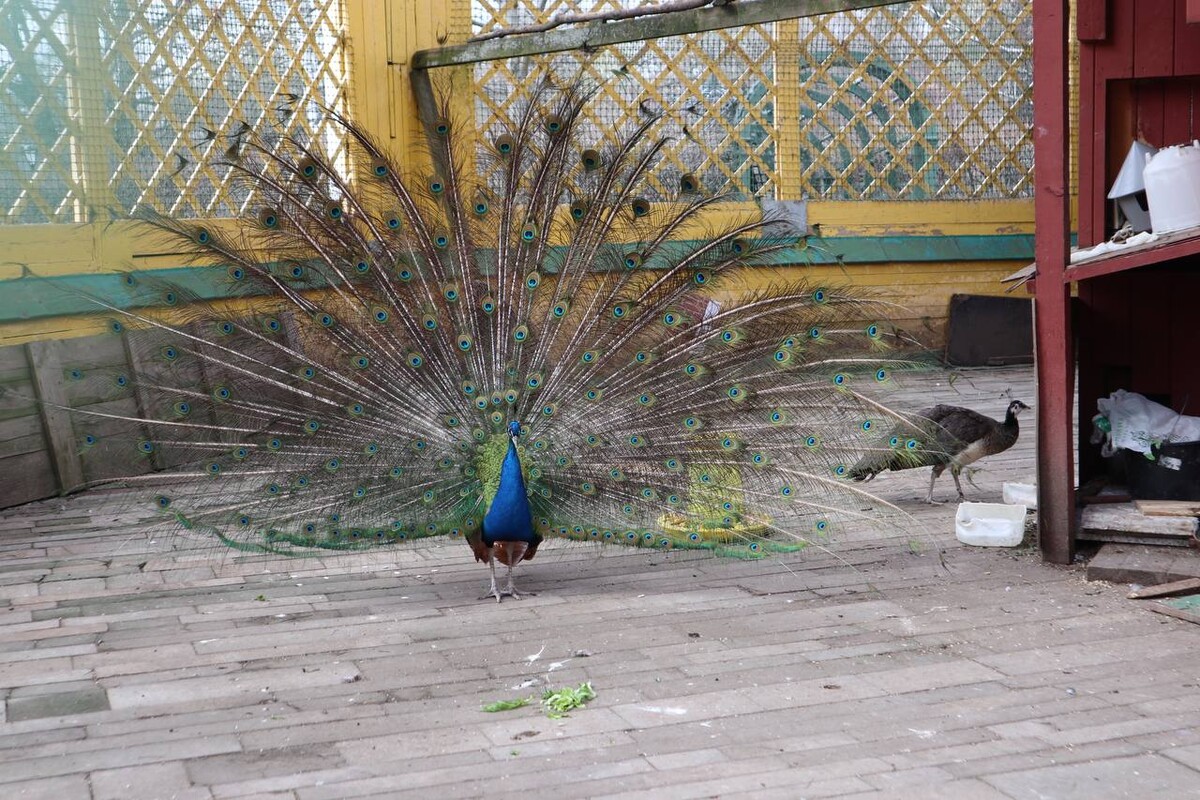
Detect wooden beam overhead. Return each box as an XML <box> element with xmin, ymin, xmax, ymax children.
<box><xmin>412</xmin><ymin>0</ymin><xmax>908</xmax><ymax>70</ymax></box>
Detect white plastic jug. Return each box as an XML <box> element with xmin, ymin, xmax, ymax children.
<box><xmin>1143</xmin><ymin>141</ymin><xmax>1200</xmax><ymax>234</ymax></box>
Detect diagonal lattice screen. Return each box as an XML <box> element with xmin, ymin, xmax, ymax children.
<box><xmin>473</xmin><ymin>6</ymin><xmax>777</xmax><ymax>200</ymax></box>
<box><xmin>0</xmin><ymin>0</ymin><xmax>350</xmax><ymax>224</ymax></box>
<box><xmin>795</xmin><ymin>0</ymin><xmax>1033</xmax><ymax>200</ymax></box>
<box><xmin>471</xmin><ymin>0</ymin><xmax>1033</xmax><ymax>201</ymax></box>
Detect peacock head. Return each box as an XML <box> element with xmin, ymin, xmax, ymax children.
<box><xmin>508</xmin><ymin>420</ymin><xmax>522</xmax><ymax>438</ymax></box>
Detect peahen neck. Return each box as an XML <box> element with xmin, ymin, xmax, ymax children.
<box><xmin>481</xmin><ymin>438</ymin><xmax>534</xmax><ymax>545</ymax></box>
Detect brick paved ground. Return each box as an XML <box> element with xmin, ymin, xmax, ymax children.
<box><xmin>2</xmin><ymin>366</ymin><xmax>1199</xmax><ymax>799</ymax></box>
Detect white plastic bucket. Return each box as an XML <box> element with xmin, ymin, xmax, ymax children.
<box><xmin>1144</xmin><ymin>141</ymin><xmax>1200</xmax><ymax>234</ymax></box>
<box><xmin>955</xmin><ymin>502</ymin><xmax>1027</xmax><ymax>547</ymax></box>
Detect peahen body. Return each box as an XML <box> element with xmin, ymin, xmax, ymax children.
<box><xmin>849</xmin><ymin>400</ymin><xmax>1029</xmax><ymax>504</ymax></box>
<box><xmin>36</xmin><ymin>76</ymin><xmax>933</xmax><ymax>599</ymax></box>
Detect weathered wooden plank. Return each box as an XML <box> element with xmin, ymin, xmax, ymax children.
<box><xmin>1136</xmin><ymin>500</ymin><xmax>1200</xmax><ymax>517</ymax></box>
<box><xmin>1084</xmin><ymin>506</ymin><xmax>1195</xmax><ymax>537</ymax></box>
<box><xmin>1129</xmin><ymin>578</ymin><xmax>1200</xmax><ymax>599</ymax></box>
<box><xmin>0</xmin><ymin>414</ymin><xmax>45</xmax><ymax>459</ymax></box>
<box><xmin>25</xmin><ymin>339</ymin><xmax>85</xmax><ymax>494</ymax></box>
<box><xmin>0</xmin><ymin>450</ymin><xmax>58</xmax><ymax>508</ymax></box>
<box><xmin>1148</xmin><ymin>595</ymin><xmax>1200</xmax><ymax>624</ymax></box>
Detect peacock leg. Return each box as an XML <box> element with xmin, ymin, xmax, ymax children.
<box><xmin>504</xmin><ymin>560</ymin><xmax>521</xmax><ymax>600</ymax></box>
<box><xmin>482</xmin><ymin>557</ymin><xmax>503</xmax><ymax>603</ymax></box>
<box><xmin>503</xmin><ymin>541</ymin><xmax>528</xmax><ymax>600</ymax></box>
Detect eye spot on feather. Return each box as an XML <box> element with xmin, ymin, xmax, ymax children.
<box><xmin>805</xmin><ymin>435</ymin><xmax>820</xmax><ymax>449</ymax></box>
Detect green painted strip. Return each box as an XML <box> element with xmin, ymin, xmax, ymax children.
<box><xmin>0</xmin><ymin>234</ymin><xmax>1034</xmax><ymax>324</ymax></box>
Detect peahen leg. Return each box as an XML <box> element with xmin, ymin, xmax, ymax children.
<box><xmin>926</xmin><ymin>465</ymin><xmax>946</xmax><ymax>505</ymax></box>
<box><xmin>951</xmin><ymin>466</ymin><xmax>966</xmax><ymax>501</ymax></box>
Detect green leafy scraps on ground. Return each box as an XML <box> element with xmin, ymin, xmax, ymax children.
<box><xmin>482</xmin><ymin>697</ymin><xmax>531</xmax><ymax>713</ymax></box>
<box><xmin>542</xmin><ymin>682</ymin><xmax>596</xmax><ymax>718</ymax></box>
<box><xmin>481</xmin><ymin>682</ymin><xmax>597</xmax><ymax>718</ymax></box>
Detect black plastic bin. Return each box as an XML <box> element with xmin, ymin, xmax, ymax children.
<box><xmin>1123</xmin><ymin>441</ymin><xmax>1200</xmax><ymax>501</ymax></box>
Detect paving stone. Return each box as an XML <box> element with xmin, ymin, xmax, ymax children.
<box><xmin>92</xmin><ymin>761</ymin><xmax>213</xmax><ymax>800</ymax></box>
<box><xmin>6</xmin><ymin>686</ymin><xmax>109</xmax><ymax>722</ymax></box>
<box><xmin>984</xmin><ymin>752</ymin><xmax>1200</xmax><ymax>799</ymax></box>
<box><xmin>5</xmin><ymin>774</ymin><xmax>91</xmax><ymax>800</ymax></box>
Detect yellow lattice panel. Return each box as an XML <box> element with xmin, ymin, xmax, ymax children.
<box><xmin>469</xmin><ymin>0</ymin><xmax>1034</xmax><ymax>202</ymax></box>
<box><xmin>472</xmin><ymin>2</ymin><xmax>778</xmax><ymax>199</ymax></box>
<box><xmin>1</xmin><ymin>0</ymin><xmax>351</xmax><ymax>224</ymax></box>
<box><xmin>792</xmin><ymin>0</ymin><xmax>1033</xmax><ymax>200</ymax></box>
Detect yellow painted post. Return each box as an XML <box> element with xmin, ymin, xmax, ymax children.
<box><xmin>67</xmin><ymin>2</ymin><xmax>117</xmax><ymax>224</ymax></box>
<box><xmin>774</xmin><ymin>19</ymin><xmax>803</xmax><ymax>202</ymax></box>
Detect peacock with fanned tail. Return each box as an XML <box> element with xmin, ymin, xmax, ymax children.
<box><xmin>38</xmin><ymin>76</ymin><xmax>938</xmax><ymax>601</ymax></box>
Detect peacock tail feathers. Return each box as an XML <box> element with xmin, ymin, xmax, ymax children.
<box><xmin>30</xmin><ymin>74</ymin><xmax>941</xmax><ymax>560</ymax></box>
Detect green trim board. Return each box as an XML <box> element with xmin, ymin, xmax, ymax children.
<box><xmin>0</xmin><ymin>234</ymin><xmax>1035</xmax><ymax>323</ymax></box>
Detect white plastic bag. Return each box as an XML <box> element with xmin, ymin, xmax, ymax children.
<box><xmin>1094</xmin><ymin>390</ymin><xmax>1200</xmax><ymax>456</ymax></box>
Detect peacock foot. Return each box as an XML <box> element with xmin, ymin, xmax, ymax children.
<box><xmin>479</xmin><ymin>581</ymin><xmax>524</xmax><ymax>603</ymax></box>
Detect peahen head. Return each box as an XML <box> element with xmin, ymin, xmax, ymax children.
<box><xmin>1006</xmin><ymin>400</ymin><xmax>1030</xmax><ymax>422</ymax></box>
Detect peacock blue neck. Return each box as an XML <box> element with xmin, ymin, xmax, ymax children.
<box><xmin>481</xmin><ymin>437</ymin><xmax>535</xmax><ymax>545</ymax></box>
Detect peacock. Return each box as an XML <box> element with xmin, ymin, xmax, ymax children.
<box><xmin>30</xmin><ymin>75</ymin><xmax>937</xmax><ymax>601</ymax></box>
<box><xmin>848</xmin><ymin>400</ymin><xmax>1030</xmax><ymax>504</ymax></box>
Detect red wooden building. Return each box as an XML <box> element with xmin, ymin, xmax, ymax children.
<box><xmin>1034</xmin><ymin>0</ymin><xmax>1200</xmax><ymax>562</ymax></box>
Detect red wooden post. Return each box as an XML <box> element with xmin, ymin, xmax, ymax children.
<box><xmin>1033</xmin><ymin>0</ymin><xmax>1076</xmax><ymax>564</ymax></box>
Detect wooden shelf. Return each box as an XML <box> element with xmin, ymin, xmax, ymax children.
<box><xmin>1064</xmin><ymin>226</ymin><xmax>1200</xmax><ymax>282</ymax></box>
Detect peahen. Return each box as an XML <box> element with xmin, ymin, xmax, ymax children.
<box><xmin>849</xmin><ymin>400</ymin><xmax>1029</xmax><ymax>504</ymax></box>
<box><xmin>35</xmin><ymin>76</ymin><xmax>931</xmax><ymax>600</ymax></box>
